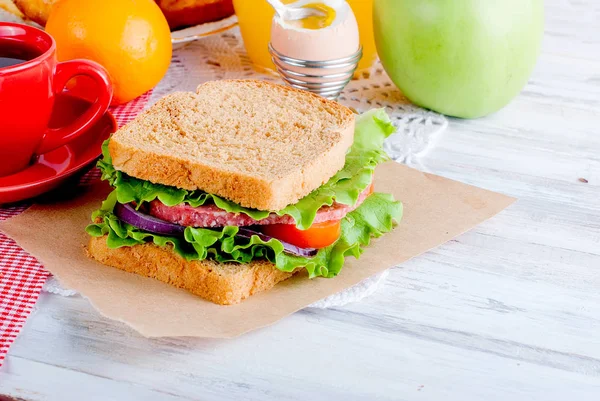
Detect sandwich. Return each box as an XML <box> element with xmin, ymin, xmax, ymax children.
<box><xmin>86</xmin><ymin>79</ymin><xmax>402</xmax><ymax>305</ymax></box>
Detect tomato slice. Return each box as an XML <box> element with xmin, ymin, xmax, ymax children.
<box><xmin>261</xmin><ymin>219</ymin><xmax>342</xmax><ymax>249</ymax></box>
<box><xmin>259</xmin><ymin>183</ymin><xmax>373</xmax><ymax>249</ymax></box>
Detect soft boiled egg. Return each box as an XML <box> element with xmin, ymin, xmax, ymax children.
<box><xmin>270</xmin><ymin>0</ymin><xmax>360</xmax><ymax>62</ymax></box>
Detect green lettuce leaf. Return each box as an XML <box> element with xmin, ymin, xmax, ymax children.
<box><xmin>98</xmin><ymin>109</ymin><xmax>395</xmax><ymax>229</ymax></box>
<box><xmin>86</xmin><ymin>191</ymin><xmax>403</xmax><ymax>278</ymax></box>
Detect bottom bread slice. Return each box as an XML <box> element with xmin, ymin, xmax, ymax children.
<box><xmin>87</xmin><ymin>236</ymin><xmax>295</xmax><ymax>305</ymax></box>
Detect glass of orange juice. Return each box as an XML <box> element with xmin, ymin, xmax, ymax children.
<box><xmin>233</xmin><ymin>0</ymin><xmax>376</xmax><ymax>72</ymax></box>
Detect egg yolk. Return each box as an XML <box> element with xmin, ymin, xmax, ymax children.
<box><xmin>287</xmin><ymin>3</ymin><xmax>337</xmax><ymax>30</ymax></box>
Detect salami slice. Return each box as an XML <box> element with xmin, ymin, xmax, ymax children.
<box><xmin>149</xmin><ymin>186</ymin><xmax>372</xmax><ymax>228</ymax></box>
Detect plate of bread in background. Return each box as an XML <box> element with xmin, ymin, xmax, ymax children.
<box><xmin>1</xmin><ymin>0</ymin><xmax>237</xmax><ymax>46</ymax></box>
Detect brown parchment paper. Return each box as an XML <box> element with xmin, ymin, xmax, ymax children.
<box><xmin>0</xmin><ymin>162</ymin><xmax>515</xmax><ymax>338</ymax></box>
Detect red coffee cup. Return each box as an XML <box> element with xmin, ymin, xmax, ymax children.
<box><xmin>0</xmin><ymin>22</ymin><xmax>112</xmax><ymax>177</ymax></box>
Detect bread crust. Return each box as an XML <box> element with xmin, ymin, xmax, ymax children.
<box><xmin>13</xmin><ymin>0</ymin><xmax>55</xmax><ymax>26</ymax></box>
<box><xmin>87</xmin><ymin>236</ymin><xmax>295</xmax><ymax>305</ymax></box>
<box><xmin>109</xmin><ymin>80</ymin><xmax>355</xmax><ymax>211</ymax></box>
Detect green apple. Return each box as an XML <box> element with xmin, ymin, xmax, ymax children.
<box><xmin>373</xmin><ymin>0</ymin><xmax>544</xmax><ymax>118</ymax></box>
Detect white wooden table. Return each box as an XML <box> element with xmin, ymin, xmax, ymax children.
<box><xmin>1</xmin><ymin>1</ymin><xmax>599</xmax><ymax>399</ymax></box>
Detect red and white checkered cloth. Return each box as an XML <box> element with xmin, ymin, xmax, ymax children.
<box><xmin>0</xmin><ymin>92</ymin><xmax>151</xmax><ymax>366</ymax></box>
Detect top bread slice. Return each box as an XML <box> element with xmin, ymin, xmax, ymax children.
<box><xmin>108</xmin><ymin>79</ymin><xmax>355</xmax><ymax>211</ymax></box>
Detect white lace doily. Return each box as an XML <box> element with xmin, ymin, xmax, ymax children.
<box><xmin>40</xmin><ymin>27</ymin><xmax>447</xmax><ymax>308</ymax></box>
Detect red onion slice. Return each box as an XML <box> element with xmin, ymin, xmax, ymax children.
<box><xmin>115</xmin><ymin>203</ymin><xmax>185</xmax><ymax>236</ymax></box>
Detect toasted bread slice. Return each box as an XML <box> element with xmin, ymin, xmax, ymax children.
<box><xmin>0</xmin><ymin>0</ymin><xmax>25</xmax><ymax>19</ymax></box>
<box><xmin>88</xmin><ymin>236</ymin><xmax>295</xmax><ymax>305</ymax></box>
<box><xmin>109</xmin><ymin>79</ymin><xmax>355</xmax><ymax>211</ymax></box>
<box><xmin>12</xmin><ymin>0</ymin><xmax>54</xmax><ymax>26</ymax></box>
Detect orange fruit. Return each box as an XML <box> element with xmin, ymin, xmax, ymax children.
<box><xmin>46</xmin><ymin>0</ymin><xmax>172</xmax><ymax>105</ymax></box>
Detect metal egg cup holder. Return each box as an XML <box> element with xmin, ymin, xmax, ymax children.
<box><xmin>269</xmin><ymin>43</ymin><xmax>362</xmax><ymax>100</ymax></box>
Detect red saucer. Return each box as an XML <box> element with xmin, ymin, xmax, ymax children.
<box><xmin>0</xmin><ymin>94</ymin><xmax>116</xmax><ymax>204</ymax></box>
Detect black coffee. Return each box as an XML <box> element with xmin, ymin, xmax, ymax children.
<box><xmin>0</xmin><ymin>56</ymin><xmax>29</xmax><ymax>68</ymax></box>
<box><xmin>0</xmin><ymin>42</ymin><xmax>41</xmax><ymax>68</ymax></box>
